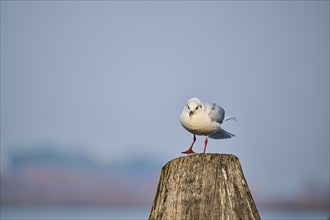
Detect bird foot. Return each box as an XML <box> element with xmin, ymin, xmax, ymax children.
<box><xmin>181</xmin><ymin>148</ymin><xmax>195</xmax><ymax>154</ymax></box>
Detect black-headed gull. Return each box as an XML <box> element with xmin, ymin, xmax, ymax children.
<box><xmin>180</xmin><ymin>98</ymin><xmax>236</xmax><ymax>154</ymax></box>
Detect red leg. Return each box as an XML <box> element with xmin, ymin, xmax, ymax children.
<box><xmin>203</xmin><ymin>136</ymin><xmax>208</xmax><ymax>154</ymax></box>
<box><xmin>182</xmin><ymin>134</ymin><xmax>196</xmax><ymax>154</ymax></box>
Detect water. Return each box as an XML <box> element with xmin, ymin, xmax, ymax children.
<box><xmin>259</xmin><ymin>208</ymin><xmax>329</xmax><ymax>220</ymax></box>
<box><xmin>1</xmin><ymin>206</ymin><xmax>329</xmax><ymax>220</ymax></box>
<box><xmin>1</xmin><ymin>206</ymin><xmax>150</xmax><ymax>220</ymax></box>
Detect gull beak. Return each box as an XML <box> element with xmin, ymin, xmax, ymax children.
<box><xmin>189</xmin><ymin>111</ymin><xmax>193</xmax><ymax>117</ymax></box>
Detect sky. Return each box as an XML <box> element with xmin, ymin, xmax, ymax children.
<box><xmin>1</xmin><ymin>1</ymin><xmax>329</xmax><ymax>198</ymax></box>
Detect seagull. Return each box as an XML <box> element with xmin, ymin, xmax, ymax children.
<box><xmin>180</xmin><ymin>98</ymin><xmax>236</xmax><ymax>154</ymax></box>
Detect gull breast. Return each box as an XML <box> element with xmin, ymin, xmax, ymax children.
<box><xmin>180</xmin><ymin>111</ymin><xmax>218</xmax><ymax>135</ymax></box>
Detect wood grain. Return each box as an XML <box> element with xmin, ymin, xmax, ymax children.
<box><xmin>149</xmin><ymin>154</ymin><xmax>260</xmax><ymax>220</ymax></box>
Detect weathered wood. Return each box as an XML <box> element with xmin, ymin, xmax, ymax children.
<box><xmin>149</xmin><ymin>154</ymin><xmax>260</xmax><ymax>220</ymax></box>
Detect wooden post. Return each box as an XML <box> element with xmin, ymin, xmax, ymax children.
<box><xmin>149</xmin><ymin>154</ymin><xmax>260</xmax><ymax>220</ymax></box>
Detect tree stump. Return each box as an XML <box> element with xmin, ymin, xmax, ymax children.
<box><xmin>149</xmin><ymin>154</ymin><xmax>260</xmax><ymax>220</ymax></box>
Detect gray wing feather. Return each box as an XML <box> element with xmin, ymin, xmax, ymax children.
<box><xmin>205</xmin><ymin>103</ymin><xmax>225</xmax><ymax>124</ymax></box>
<box><xmin>209</xmin><ymin>127</ymin><xmax>235</xmax><ymax>140</ymax></box>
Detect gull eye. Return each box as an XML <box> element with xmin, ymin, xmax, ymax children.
<box><xmin>196</xmin><ymin>106</ymin><xmax>199</xmax><ymax>110</ymax></box>
<box><xmin>187</xmin><ymin>105</ymin><xmax>190</xmax><ymax>110</ymax></box>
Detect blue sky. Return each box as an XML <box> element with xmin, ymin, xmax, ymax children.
<box><xmin>1</xmin><ymin>1</ymin><xmax>329</xmax><ymax>197</ymax></box>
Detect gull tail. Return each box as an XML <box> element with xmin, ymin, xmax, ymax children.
<box><xmin>224</xmin><ymin>116</ymin><xmax>237</xmax><ymax>122</ymax></box>
<box><xmin>209</xmin><ymin>127</ymin><xmax>235</xmax><ymax>140</ymax></box>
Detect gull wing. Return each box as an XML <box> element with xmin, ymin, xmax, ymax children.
<box><xmin>209</xmin><ymin>127</ymin><xmax>235</xmax><ymax>139</ymax></box>
<box><xmin>205</xmin><ymin>103</ymin><xmax>225</xmax><ymax>124</ymax></box>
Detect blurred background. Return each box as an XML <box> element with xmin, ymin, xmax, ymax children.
<box><xmin>1</xmin><ymin>1</ymin><xmax>329</xmax><ymax>219</ymax></box>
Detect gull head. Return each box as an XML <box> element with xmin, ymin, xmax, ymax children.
<box><xmin>185</xmin><ymin>98</ymin><xmax>203</xmax><ymax>118</ymax></box>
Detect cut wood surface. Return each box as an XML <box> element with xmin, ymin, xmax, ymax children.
<box><xmin>149</xmin><ymin>154</ymin><xmax>260</xmax><ymax>220</ymax></box>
